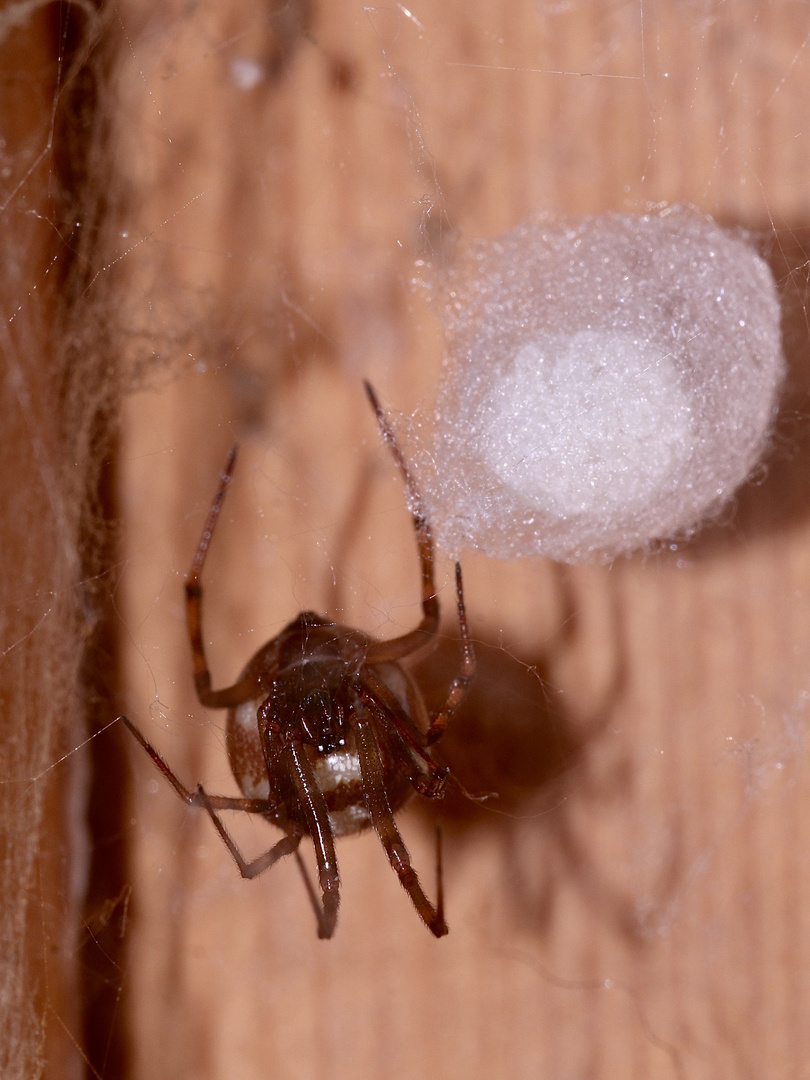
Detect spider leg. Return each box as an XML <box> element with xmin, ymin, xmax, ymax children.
<box><xmin>363</xmin><ymin>382</ymin><xmax>439</xmax><ymax>663</ymax></box>
<box><xmin>384</xmin><ymin>733</ymin><xmax>448</xmax><ymax>800</ymax></box>
<box><xmin>194</xmin><ymin>784</ymin><xmax>303</xmax><ymax>877</ymax></box>
<box><xmin>362</xmin><ymin>390</ymin><xmax>474</xmax><ymax>717</ymax></box>
<box><xmin>256</xmin><ymin>695</ymin><xmax>341</xmax><ymax>938</ymax></box>
<box><xmin>193</xmin><ymin>786</ymin><xmax>304</xmax><ymax>876</ymax></box>
<box><xmin>355</xmin><ymin>711</ymin><xmax>447</xmax><ymax>937</ymax></box>
<box><xmin>121</xmin><ymin>715</ymin><xmax>275</xmax><ymax>812</ymax></box>
<box><xmin>285</xmin><ymin>737</ymin><xmax>341</xmax><ymax>939</ymax></box>
<box><xmin>293</xmin><ymin>849</ymin><xmax>339</xmax><ymax>940</ymax></box>
<box><xmin>356</xmin><ymin>678</ymin><xmax>448</xmax><ymax>797</ymax></box>
<box><xmin>184</xmin><ymin>447</ymin><xmax>259</xmax><ymax>709</ymax></box>
<box><xmin>123</xmin><ymin>715</ymin><xmax>300</xmax><ymax>874</ymax></box>
<box><xmin>364</xmin><ymin>561</ymin><xmax>474</xmax><ymax>751</ymax></box>
<box><xmin>423</xmin><ymin>562</ymin><xmax>475</xmax><ymax>745</ymax></box>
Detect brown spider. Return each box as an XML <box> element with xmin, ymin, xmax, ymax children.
<box><xmin>121</xmin><ymin>382</ymin><xmax>474</xmax><ymax>938</ymax></box>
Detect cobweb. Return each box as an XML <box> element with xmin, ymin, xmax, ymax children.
<box><xmin>3</xmin><ymin>1</ymin><xmax>810</xmax><ymax>1079</ymax></box>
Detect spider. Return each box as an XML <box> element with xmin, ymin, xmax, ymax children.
<box><xmin>121</xmin><ymin>382</ymin><xmax>474</xmax><ymax>938</ymax></box>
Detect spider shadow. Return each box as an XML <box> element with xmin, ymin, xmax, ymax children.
<box><xmin>408</xmin><ymin>567</ymin><xmax>676</xmax><ymax>947</ymax></box>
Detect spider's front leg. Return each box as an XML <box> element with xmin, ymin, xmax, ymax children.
<box><xmin>258</xmin><ymin>699</ymin><xmax>342</xmax><ymax>939</ymax></box>
<box><xmin>355</xmin><ymin>711</ymin><xmax>447</xmax><ymax>937</ymax></box>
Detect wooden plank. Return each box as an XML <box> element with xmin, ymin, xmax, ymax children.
<box><xmin>110</xmin><ymin>2</ymin><xmax>810</xmax><ymax>1077</ymax></box>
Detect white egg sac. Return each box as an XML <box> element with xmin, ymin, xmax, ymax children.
<box><xmin>422</xmin><ymin>208</ymin><xmax>785</xmax><ymax>561</ymax></box>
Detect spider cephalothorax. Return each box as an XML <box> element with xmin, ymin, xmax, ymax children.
<box><xmin>122</xmin><ymin>383</ymin><xmax>474</xmax><ymax>938</ymax></box>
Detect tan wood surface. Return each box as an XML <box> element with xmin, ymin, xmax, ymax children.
<box><xmin>8</xmin><ymin>1</ymin><xmax>810</xmax><ymax>1077</ymax></box>
<box><xmin>116</xmin><ymin>4</ymin><xmax>810</xmax><ymax>1079</ymax></box>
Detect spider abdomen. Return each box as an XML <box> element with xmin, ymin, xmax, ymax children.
<box><xmin>227</xmin><ymin>660</ymin><xmax>414</xmax><ymax>839</ymax></box>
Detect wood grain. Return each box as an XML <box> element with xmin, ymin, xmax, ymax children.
<box><xmin>107</xmin><ymin>2</ymin><xmax>810</xmax><ymax>1078</ymax></box>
